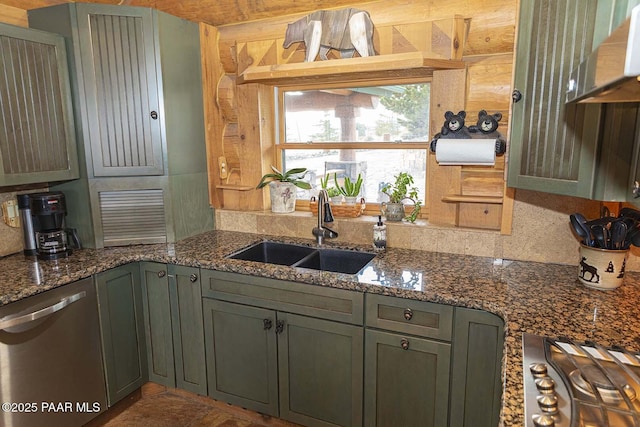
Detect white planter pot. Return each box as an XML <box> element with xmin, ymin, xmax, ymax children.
<box><xmin>344</xmin><ymin>196</ymin><xmax>359</xmax><ymax>205</ymax></box>
<box><xmin>269</xmin><ymin>181</ymin><xmax>297</xmax><ymax>213</ymax></box>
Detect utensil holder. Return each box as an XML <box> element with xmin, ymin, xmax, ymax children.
<box><xmin>578</xmin><ymin>244</ymin><xmax>629</xmax><ymax>290</ymax></box>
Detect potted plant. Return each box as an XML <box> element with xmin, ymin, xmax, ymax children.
<box><xmin>320</xmin><ymin>174</ymin><xmax>343</xmax><ymax>204</ymax></box>
<box><xmin>336</xmin><ymin>172</ymin><xmax>363</xmax><ymax>204</ymax></box>
<box><xmin>380</xmin><ymin>172</ymin><xmax>422</xmax><ymax>222</ymax></box>
<box><xmin>256</xmin><ymin>166</ymin><xmax>311</xmax><ymax>213</ymax></box>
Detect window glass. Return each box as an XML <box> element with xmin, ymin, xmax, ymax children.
<box><xmin>280</xmin><ymin>84</ymin><xmax>430</xmax><ymax>205</ymax></box>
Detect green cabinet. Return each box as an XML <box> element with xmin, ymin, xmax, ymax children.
<box><xmin>449</xmin><ymin>307</ymin><xmax>504</xmax><ymax>427</ymax></box>
<box><xmin>364</xmin><ymin>329</ymin><xmax>450</xmax><ymax>427</ymax></box>
<box><xmin>202</xmin><ymin>270</ymin><xmax>364</xmax><ymax>427</ymax></box>
<box><xmin>28</xmin><ymin>4</ymin><xmax>213</xmax><ymax>248</ymax></box>
<box><xmin>95</xmin><ymin>263</ymin><xmax>148</xmax><ymax>406</ymax></box>
<box><xmin>507</xmin><ymin>0</ymin><xmax>639</xmax><ymax>201</ymax></box>
<box><xmin>0</xmin><ymin>22</ymin><xmax>78</xmax><ymax>187</ymax></box>
<box><xmin>363</xmin><ymin>294</ymin><xmax>452</xmax><ymax>427</ymax></box>
<box><xmin>140</xmin><ymin>262</ymin><xmax>206</xmax><ymax>395</ymax></box>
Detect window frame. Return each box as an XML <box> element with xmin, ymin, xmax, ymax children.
<box><xmin>274</xmin><ymin>78</ymin><xmax>432</xmax><ymax>218</ymax></box>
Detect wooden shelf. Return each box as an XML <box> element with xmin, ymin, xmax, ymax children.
<box><xmin>441</xmin><ymin>194</ymin><xmax>503</xmax><ymax>204</ymax></box>
<box><xmin>217</xmin><ymin>184</ymin><xmax>255</xmax><ymax>191</ymax></box>
<box><xmin>237</xmin><ymin>52</ymin><xmax>466</xmax><ymax>85</ymax></box>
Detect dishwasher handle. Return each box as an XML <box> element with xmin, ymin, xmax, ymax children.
<box><xmin>0</xmin><ymin>291</ymin><xmax>87</xmax><ymax>330</ymax></box>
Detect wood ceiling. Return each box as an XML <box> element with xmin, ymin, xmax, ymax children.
<box><xmin>0</xmin><ymin>0</ymin><xmax>375</xmax><ymax>26</ymax></box>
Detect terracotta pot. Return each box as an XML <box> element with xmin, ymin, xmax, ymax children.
<box><xmin>268</xmin><ymin>181</ymin><xmax>297</xmax><ymax>213</ymax></box>
<box><xmin>381</xmin><ymin>202</ymin><xmax>405</xmax><ymax>221</ymax></box>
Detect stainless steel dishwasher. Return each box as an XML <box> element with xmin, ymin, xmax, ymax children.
<box><xmin>0</xmin><ymin>277</ymin><xmax>107</xmax><ymax>427</ymax></box>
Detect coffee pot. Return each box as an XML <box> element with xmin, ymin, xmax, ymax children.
<box><xmin>18</xmin><ymin>192</ymin><xmax>80</xmax><ymax>260</ymax></box>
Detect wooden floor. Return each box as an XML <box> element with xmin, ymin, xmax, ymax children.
<box><xmin>90</xmin><ymin>384</ymin><xmax>303</xmax><ymax>427</ymax></box>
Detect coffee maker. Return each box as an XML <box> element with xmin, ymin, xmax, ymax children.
<box><xmin>18</xmin><ymin>192</ymin><xmax>79</xmax><ymax>260</ymax></box>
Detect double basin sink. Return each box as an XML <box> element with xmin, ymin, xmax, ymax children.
<box><xmin>227</xmin><ymin>241</ymin><xmax>376</xmax><ymax>275</ymax></box>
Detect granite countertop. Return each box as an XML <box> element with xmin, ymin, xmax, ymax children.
<box><xmin>1</xmin><ymin>229</ymin><xmax>639</xmax><ymax>427</ymax></box>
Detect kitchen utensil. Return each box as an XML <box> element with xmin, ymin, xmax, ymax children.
<box><xmin>600</xmin><ymin>205</ymin><xmax>611</xmax><ymax>218</ymax></box>
<box><xmin>570</xmin><ymin>213</ymin><xmax>592</xmax><ymax>246</ymax></box>
<box><xmin>610</xmin><ymin>221</ymin><xmax>627</xmax><ymax>250</ymax></box>
<box><xmin>620</xmin><ymin>207</ymin><xmax>640</xmax><ymax>221</ymax></box>
<box><xmin>591</xmin><ymin>224</ymin><xmax>609</xmax><ymax>249</ymax></box>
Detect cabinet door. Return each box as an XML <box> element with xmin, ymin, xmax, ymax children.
<box><xmin>364</xmin><ymin>329</ymin><xmax>450</xmax><ymax>427</ymax></box>
<box><xmin>75</xmin><ymin>3</ymin><xmax>163</xmax><ymax>177</ymax></box>
<box><xmin>0</xmin><ymin>23</ymin><xmax>78</xmax><ymax>186</ymax></box>
<box><xmin>450</xmin><ymin>308</ymin><xmax>504</xmax><ymax>427</ymax></box>
<box><xmin>507</xmin><ymin>0</ymin><xmax>602</xmax><ymax>197</ymax></box>
<box><xmin>279</xmin><ymin>313</ymin><xmax>363</xmax><ymax>427</ymax></box>
<box><xmin>96</xmin><ymin>263</ymin><xmax>148</xmax><ymax>406</ymax></box>
<box><xmin>169</xmin><ymin>264</ymin><xmax>206</xmax><ymax>395</ymax></box>
<box><xmin>140</xmin><ymin>261</ymin><xmax>175</xmax><ymax>387</ymax></box>
<box><xmin>203</xmin><ymin>299</ymin><xmax>279</xmax><ymax>416</ymax></box>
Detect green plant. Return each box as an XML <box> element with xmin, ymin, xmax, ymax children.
<box><xmin>320</xmin><ymin>173</ymin><xmax>342</xmax><ymax>198</ymax></box>
<box><xmin>335</xmin><ymin>173</ymin><xmax>363</xmax><ymax>197</ymax></box>
<box><xmin>256</xmin><ymin>166</ymin><xmax>312</xmax><ymax>190</ymax></box>
<box><xmin>381</xmin><ymin>172</ymin><xmax>422</xmax><ymax>222</ymax></box>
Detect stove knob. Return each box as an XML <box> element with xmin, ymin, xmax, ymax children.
<box><xmin>537</xmin><ymin>394</ymin><xmax>558</xmax><ymax>415</ymax></box>
<box><xmin>529</xmin><ymin>362</ymin><xmax>548</xmax><ymax>378</ymax></box>
<box><xmin>532</xmin><ymin>414</ymin><xmax>555</xmax><ymax>427</ymax></box>
<box><xmin>534</xmin><ymin>376</ymin><xmax>556</xmax><ymax>394</ymax></box>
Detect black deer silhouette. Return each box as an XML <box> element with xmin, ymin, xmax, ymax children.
<box><xmin>579</xmin><ymin>257</ymin><xmax>600</xmax><ymax>283</ymax></box>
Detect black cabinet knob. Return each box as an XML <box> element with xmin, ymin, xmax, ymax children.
<box><xmin>263</xmin><ymin>319</ymin><xmax>273</xmax><ymax>330</ymax></box>
<box><xmin>157</xmin><ymin>270</ymin><xmax>166</xmax><ymax>278</ymax></box>
<box><xmin>189</xmin><ymin>273</ymin><xmax>198</xmax><ymax>283</ymax></box>
<box><xmin>150</xmin><ymin>111</ymin><xmax>158</xmax><ymax>120</ymax></box>
<box><xmin>512</xmin><ymin>89</ymin><xmax>522</xmax><ymax>103</ymax></box>
<box><xmin>275</xmin><ymin>320</ymin><xmax>285</xmax><ymax>334</ymax></box>
<box><xmin>403</xmin><ymin>308</ymin><xmax>413</xmax><ymax>321</ymax></box>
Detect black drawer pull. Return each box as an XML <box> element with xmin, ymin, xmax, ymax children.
<box><xmin>400</xmin><ymin>338</ymin><xmax>410</xmax><ymax>350</ymax></box>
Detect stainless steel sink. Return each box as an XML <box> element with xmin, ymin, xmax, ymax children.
<box><xmin>227</xmin><ymin>241</ymin><xmax>375</xmax><ymax>274</ymax></box>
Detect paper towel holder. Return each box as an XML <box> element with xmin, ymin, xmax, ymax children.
<box><xmin>430</xmin><ymin>109</ymin><xmax>506</xmax><ymax>156</ymax></box>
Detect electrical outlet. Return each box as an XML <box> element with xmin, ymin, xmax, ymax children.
<box><xmin>218</xmin><ymin>156</ymin><xmax>228</xmax><ymax>179</ymax></box>
<box><xmin>1</xmin><ymin>199</ymin><xmax>20</xmax><ymax>228</ymax></box>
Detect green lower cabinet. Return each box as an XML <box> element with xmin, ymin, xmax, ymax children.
<box><xmin>140</xmin><ymin>262</ymin><xmax>206</xmax><ymax>394</ymax></box>
<box><xmin>96</xmin><ymin>263</ymin><xmax>148</xmax><ymax>406</ymax></box>
<box><xmin>449</xmin><ymin>308</ymin><xmax>504</xmax><ymax>427</ymax></box>
<box><xmin>140</xmin><ymin>262</ymin><xmax>176</xmax><ymax>387</ymax></box>
<box><xmin>364</xmin><ymin>329</ymin><xmax>451</xmax><ymax>427</ymax></box>
<box><xmin>203</xmin><ymin>299</ymin><xmax>279</xmax><ymax>415</ymax></box>
<box><xmin>203</xmin><ymin>299</ymin><xmax>364</xmax><ymax>427</ymax></box>
<box><xmin>169</xmin><ymin>265</ymin><xmax>207</xmax><ymax>394</ymax></box>
<box><xmin>279</xmin><ymin>312</ymin><xmax>363</xmax><ymax>427</ymax></box>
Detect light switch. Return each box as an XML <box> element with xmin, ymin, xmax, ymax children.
<box><xmin>218</xmin><ymin>156</ymin><xmax>229</xmax><ymax>179</ymax></box>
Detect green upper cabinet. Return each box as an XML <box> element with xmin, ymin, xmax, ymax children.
<box><xmin>508</xmin><ymin>0</ymin><xmax>640</xmax><ymax>201</ymax></box>
<box><xmin>75</xmin><ymin>4</ymin><xmax>164</xmax><ymax>177</ymax></box>
<box><xmin>0</xmin><ymin>23</ymin><xmax>78</xmax><ymax>187</ymax></box>
<box><xmin>29</xmin><ymin>3</ymin><xmax>163</xmax><ymax>177</ymax></box>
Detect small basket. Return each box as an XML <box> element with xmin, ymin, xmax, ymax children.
<box><xmin>310</xmin><ymin>197</ymin><xmax>365</xmax><ymax>218</ymax></box>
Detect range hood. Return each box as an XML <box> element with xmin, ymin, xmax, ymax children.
<box><xmin>566</xmin><ymin>4</ymin><xmax>640</xmax><ymax>103</ymax></box>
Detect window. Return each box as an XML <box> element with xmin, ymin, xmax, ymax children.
<box><xmin>277</xmin><ymin>82</ymin><xmax>431</xmax><ymax>213</ymax></box>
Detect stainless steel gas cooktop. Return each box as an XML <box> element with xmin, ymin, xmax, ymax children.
<box><xmin>523</xmin><ymin>333</ymin><xmax>640</xmax><ymax>427</ymax></box>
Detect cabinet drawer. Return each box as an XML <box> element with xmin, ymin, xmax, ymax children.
<box><xmin>201</xmin><ymin>270</ymin><xmax>363</xmax><ymax>325</ymax></box>
<box><xmin>365</xmin><ymin>294</ymin><xmax>453</xmax><ymax>341</ymax></box>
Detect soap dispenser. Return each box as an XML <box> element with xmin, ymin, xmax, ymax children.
<box><xmin>373</xmin><ymin>215</ymin><xmax>386</xmax><ymax>252</ymax></box>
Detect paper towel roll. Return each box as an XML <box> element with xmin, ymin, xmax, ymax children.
<box><xmin>435</xmin><ymin>138</ymin><xmax>496</xmax><ymax>166</ymax></box>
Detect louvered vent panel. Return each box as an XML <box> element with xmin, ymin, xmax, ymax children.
<box><xmin>89</xmin><ymin>13</ymin><xmax>154</xmax><ymax>169</ymax></box>
<box><xmin>0</xmin><ymin>35</ymin><xmax>69</xmax><ymax>173</ymax></box>
<box><xmin>99</xmin><ymin>190</ymin><xmax>166</xmax><ymax>246</ymax></box>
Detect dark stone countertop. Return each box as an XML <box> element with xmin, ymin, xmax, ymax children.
<box><xmin>1</xmin><ymin>229</ymin><xmax>639</xmax><ymax>427</ymax></box>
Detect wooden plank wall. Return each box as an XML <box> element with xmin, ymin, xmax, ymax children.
<box><xmin>213</xmin><ymin>0</ymin><xmax>518</xmax><ymax>230</ymax></box>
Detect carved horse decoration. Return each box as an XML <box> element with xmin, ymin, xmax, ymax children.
<box><xmin>283</xmin><ymin>8</ymin><xmax>376</xmax><ymax>62</ymax></box>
